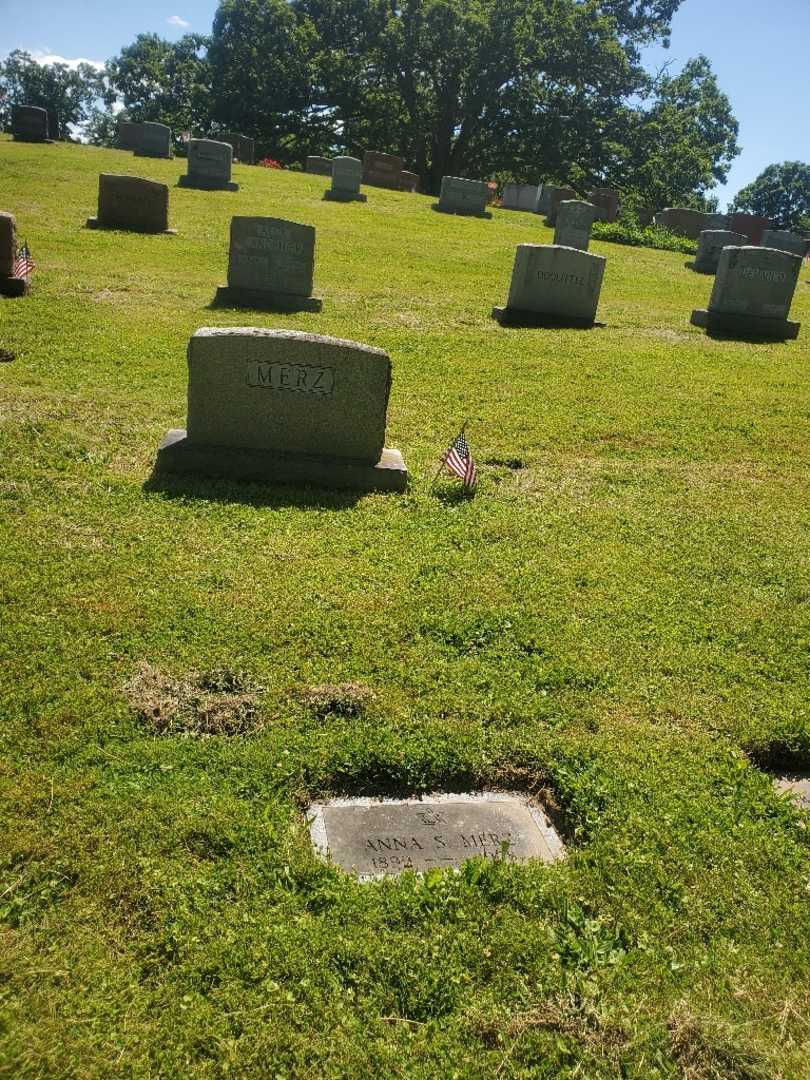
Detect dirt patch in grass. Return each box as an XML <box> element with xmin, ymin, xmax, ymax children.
<box><xmin>296</xmin><ymin>681</ymin><xmax>376</xmax><ymax>718</ymax></box>
<box><xmin>124</xmin><ymin>662</ymin><xmax>264</xmax><ymax>736</ymax></box>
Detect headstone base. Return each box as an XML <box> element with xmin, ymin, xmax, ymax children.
<box><xmin>432</xmin><ymin>204</ymin><xmax>492</xmax><ymax>220</ymax></box>
<box><xmin>690</xmin><ymin>308</ymin><xmax>800</xmax><ymax>340</ymax></box>
<box><xmin>0</xmin><ymin>276</ymin><xmax>30</xmax><ymax>298</ymax></box>
<box><xmin>155</xmin><ymin>429</ymin><xmax>407</xmax><ymax>492</ymax></box>
<box><xmin>178</xmin><ymin>176</ymin><xmax>239</xmax><ymax>191</ymax></box>
<box><xmin>134</xmin><ymin>150</ymin><xmax>172</xmax><ymax>159</ymax></box>
<box><xmin>688</xmin><ymin>260</ymin><xmax>717</xmax><ymax>274</ymax></box>
<box><xmin>323</xmin><ymin>190</ymin><xmax>367</xmax><ymax>202</ymax></box>
<box><xmin>86</xmin><ymin>218</ymin><xmax>177</xmax><ymax>235</ymax></box>
<box><xmin>12</xmin><ymin>136</ymin><xmax>53</xmax><ymax>144</ymax></box>
<box><xmin>213</xmin><ymin>285</ymin><xmax>323</xmax><ymax>312</ymax></box>
<box><xmin>491</xmin><ymin>305</ymin><xmax>597</xmax><ymax>328</ymax></box>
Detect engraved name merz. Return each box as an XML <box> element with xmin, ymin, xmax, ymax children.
<box><xmin>246</xmin><ymin>361</ymin><xmax>334</xmax><ymax>395</ymax></box>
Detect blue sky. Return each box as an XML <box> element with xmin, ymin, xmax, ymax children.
<box><xmin>2</xmin><ymin>0</ymin><xmax>808</xmax><ymax>208</ymax></box>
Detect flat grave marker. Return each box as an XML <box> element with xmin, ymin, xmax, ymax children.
<box><xmin>435</xmin><ymin>176</ymin><xmax>491</xmax><ymax>218</ymax></box>
<box><xmin>774</xmin><ymin>773</ymin><xmax>810</xmax><ymax>810</ymax></box>
<box><xmin>178</xmin><ymin>139</ymin><xmax>238</xmax><ymax>191</ymax></box>
<box><xmin>86</xmin><ymin>174</ymin><xmax>174</xmax><ymax>234</ymax></box>
<box><xmin>214</xmin><ymin>216</ymin><xmax>322</xmax><ymax>312</ymax></box>
<box><xmin>493</xmin><ymin>243</ymin><xmax>606</xmax><ymax>327</ymax></box>
<box><xmin>691</xmin><ymin>245</ymin><xmax>802</xmax><ymax>339</ymax></box>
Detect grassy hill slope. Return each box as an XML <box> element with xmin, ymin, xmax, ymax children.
<box><xmin>1</xmin><ymin>137</ymin><xmax>809</xmax><ymax>1077</ymax></box>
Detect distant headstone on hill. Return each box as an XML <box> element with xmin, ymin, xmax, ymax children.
<box><xmin>86</xmin><ymin>175</ymin><xmax>174</xmax><ymax>234</ymax></box>
<box><xmin>324</xmin><ymin>156</ymin><xmax>366</xmax><ymax>202</ymax></box>
<box><xmin>11</xmin><ymin>105</ymin><xmax>50</xmax><ymax>143</ymax></box>
<box><xmin>178</xmin><ymin>139</ymin><xmax>238</xmax><ymax>191</ymax></box>
<box><xmin>214</xmin><ymin>216</ymin><xmax>322</xmax><ymax>312</ymax></box>
<box><xmin>492</xmin><ymin>244</ymin><xmax>606</xmax><ymax>327</ymax></box>
<box><xmin>588</xmin><ymin>188</ymin><xmax>619</xmax><ymax>222</ymax></box>
<box><xmin>545</xmin><ymin>187</ymin><xmax>577</xmax><ymax>226</ymax></box>
<box><xmin>692</xmin><ymin>230</ymin><xmax>748</xmax><ymax>274</ymax></box>
<box><xmin>435</xmin><ymin>176</ymin><xmax>491</xmax><ymax>218</ymax></box>
<box><xmin>653</xmin><ymin>207</ymin><xmax>709</xmax><ymax>240</ymax></box>
<box><xmin>134</xmin><ymin>122</ymin><xmax>172</xmax><ymax>159</ymax></box>
<box><xmin>306</xmin><ymin>156</ymin><xmax>333</xmax><ymax>176</ymax></box>
<box><xmin>46</xmin><ymin>110</ymin><xmax>60</xmax><ymax>140</ymax></box>
<box><xmin>117</xmin><ymin>120</ymin><xmax>145</xmax><ymax>151</ymax></box>
<box><xmin>554</xmin><ymin>200</ymin><xmax>596</xmax><ymax>251</ymax></box>
<box><xmin>691</xmin><ymin>246</ymin><xmax>802</xmax><ymax>340</ymax></box>
<box><xmin>362</xmin><ymin>151</ymin><xmax>405</xmax><ymax>190</ymax></box>
<box><xmin>502</xmin><ymin>184</ymin><xmax>540</xmax><ymax>212</ymax></box>
<box><xmin>729</xmin><ymin>212</ymin><xmax>770</xmax><ymax>246</ymax></box>
<box><xmin>535</xmin><ymin>184</ymin><xmax>552</xmax><ymax>216</ymax></box>
<box><xmin>154</xmin><ymin>327</ymin><xmax>408</xmax><ymax>492</ymax></box>
<box><xmin>761</xmin><ymin>229</ymin><xmax>808</xmax><ymax>258</ymax></box>
<box><xmin>0</xmin><ymin>212</ymin><xmax>30</xmax><ymax>297</ymax></box>
<box><xmin>400</xmin><ymin>170</ymin><xmax>420</xmax><ymax>193</ymax></box>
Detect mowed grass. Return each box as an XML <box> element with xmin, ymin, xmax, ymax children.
<box><xmin>1</xmin><ymin>136</ymin><xmax>810</xmax><ymax>1078</ymax></box>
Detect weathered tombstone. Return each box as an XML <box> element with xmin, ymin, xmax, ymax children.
<box><xmin>238</xmin><ymin>136</ymin><xmax>255</xmax><ymax>165</ymax></box>
<box><xmin>362</xmin><ymin>151</ymin><xmax>404</xmax><ymax>190</ymax></box>
<box><xmin>492</xmin><ymin>244</ymin><xmax>606</xmax><ymax>327</ymax></box>
<box><xmin>535</xmin><ymin>184</ymin><xmax>552</xmax><ymax>216</ymax></box>
<box><xmin>435</xmin><ymin>176</ymin><xmax>491</xmax><ymax>217</ymax></box>
<box><xmin>705</xmin><ymin>212</ymin><xmax>731</xmax><ymax>230</ymax></box>
<box><xmin>117</xmin><ymin>120</ymin><xmax>145</xmax><ymax>151</ymax></box>
<box><xmin>400</xmin><ymin>170</ymin><xmax>419</xmax><ymax>193</ymax></box>
<box><xmin>308</xmin><ymin>793</ymin><xmax>564</xmax><ymax>879</ymax></box>
<box><xmin>214</xmin><ymin>216</ymin><xmax>322</xmax><ymax>311</ymax></box>
<box><xmin>690</xmin><ymin>246</ymin><xmax>802</xmax><ymax>339</ymax></box>
<box><xmin>502</xmin><ymin>183</ymin><xmax>541</xmax><ymax>212</ymax></box>
<box><xmin>545</xmin><ymin>186</ymin><xmax>577</xmax><ymax>226</ymax></box>
<box><xmin>692</xmin><ymin>229</ymin><xmax>748</xmax><ymax>274</ymax></box>
<box><xmin>729</xmin><ymin>212</ymin><xmax>770</xmax><ymax>246</ymax></box>
<box><xmin>0</xmin><ymin>212</ymin><xmax>29</xmax><ymax>297</ymax></box>
<box><xmin>11</xmin><ymin>105</ymin><xmax>50</xmax><ymax>143</ymax></box>
<box><xmin>218</xmin><ymin>133</ymin><xmax>241</xmax><ymax>160</ymax></box>
<box><xmin>86</xmin><ymin>174</ymin><xmax>174</xmax><ymax>234</ymax></box>
<box><xmin>761</xmin><ymin>229</ymin><xmax>808</xmax><ymax>258</ymax></box>
<box><xmin>324</xmin><ymin>156</ymin><xmax>366</xmax><ymax>203</ymax></box>
<box><xmin>46</xmin><ymin>110</ymin><xmax>60</xmax><ymax>140</ymax></box>
<box><xmin>178</xmin><ymin>139</ymin><xmax>238</xmax><ymax>191</ymax></box>
<box><xmin>135</xmin><ymin>122</ymin><xmax>172</xmax><ymax>159</ymax></box>
<box><xmin>654</xmin><ymin>207</ymin><xmax>710</xmax><ymax>240</ymax></box>
<box><xmin>588</xmin><ymin>187</ymin><xmax>619</xmax><ymax>223</ymax></box>
<box><xmin>306</xmin><ymin>156</ymin><xmax>333</xmax><ymax>176</ymax></box>
<box><xmin>554</xmin><ymin>199</ymin><xmax>596</xmax><ymax>251</ymax></box>
<box><xmin>154</xmin><ymin>327</ymin><xmax>408</xmax><ymax>492</ymax></box>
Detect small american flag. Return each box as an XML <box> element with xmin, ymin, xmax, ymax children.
<box><xmin>441</xmin><ymin>429</ymin><xmax>477</xmax><ymax>491</ymax></box>
<box><xmin>13</xmin><ymin>241</ymin><xmax>34</xmax><ymax>279</ymax></box>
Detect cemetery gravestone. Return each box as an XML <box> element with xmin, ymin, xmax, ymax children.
<box><xmin>117</xmin><ymin>120</ymin><xmax>145</xmax><ymax>151</ymax></box>
<box><xmin>46</xmin><ymin>110</ymin><xmax>60</xmax><ymax>140</ymax></box>
<box><xmin>492</xmin><ymin>243</ymin><xmax>606</xmax><ymax>327</ymax></box>
<box><xmin>692</xmin><ymin>229</ymin><xmax>748</xmax><ymax>273</ymax></box>
<box><xmin>135</xmin><ymin>122</ymin><xmax>172</xmax><ymax>159</ymax></box>
<box><xmin>178</xmin><ymin>139</ymin><xmax>238</xmax><ymax>191</ymax></box>
<box><xmin>502</xmin><ymin>184</ymin><xmax>541</xmax><ymax>212</ymax></box>
<box><xmin>535</xmin><ymin>184</ymin><xmax>552</xmax><ymax>216</ymax></box>
<box><xmin>637</xmin><ymin>206</ymin><xmax>654</xmax><ymax>227</ymax></box>
<box><xmin>308</xmin><ymin>793</ymin><xmax>564</xmax><ymax>879</ymax></box>
<box><xmin>214</xmin><ymin>216</ymin><xmax>322</xmax><ymax>312</ymax></box>
<box><xmin>761</xmin><ymin>229</ymin><xmax>808</xmax><ymax>258</ymax></box>
<box><xmin>654</xmin><ymin>207</ymin><xmax>710</xmax><ymax>240</ymax></box>
<box><xmin>324</xmin><ymin>156</ymin><xmax>366</xmax><ymax>202</ymax></box>
<box><xmin>362</xmin><ymin>151</ymin><xmax>405</xmax><ymax>190</ymax></box>
<box><xmin>588</xmin><ymin>188</ymin><xmax>619</xmax><ymax>223</ymax></box>
<box><xmin>400</xmin><ymin>170</ymin><xmax>420</xmax><ymax>193</ymax></box>
<box><xmin>155</xmin><ymin>327</ymin><xmax>408</xmax><ymax>492</ymax></box>
<box><xmin>238</xmin><ymin>136</ymin><xmax>255</xmax><ymax>165</ymax></box>
<box><xmin>545</xmin><ymin>186</ymin><xmax>577</xmax><ymax>226</ymax></box>
<box><xmin>554</xmin><ymin>199</ymin><xmax>597</xmax><ymax>251</ymax></box>
<box><xmin>436</xmin><ymin>176</ymin><xmax>491</xmax><ymax>217</ymax></box>
<box><xmin>691</xmin><ymin>246</ymin><xmax>802</xmax><ymax>340</ymax></box>
<box><xmin>86</xmin><ymin>175</ymin><xmax>174</xmax><ymax>234</ymax></box>
<box><xmin>306</xmin><ymin>156</ymin><xmax>333</xmax><ymax>176</ymax></box>
<box><xmin>729</xmin><ymin>212</ymin><xmax>770</xmax><ymax>246</ymax></box>
<box><xmin>0</xmin><ymin>212</ymin><xmax>29</xmax><ymax>298</ymax></box>
<box><xmin>11</xmin><ymin>105</ymin><xmax>50</xmax><ymax>143</ymax></box>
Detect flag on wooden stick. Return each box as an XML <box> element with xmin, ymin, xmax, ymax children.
<box><xmin>440</xmin><ymin>427</ymin><xmax>477</xmax><ymax>491</ymax></box>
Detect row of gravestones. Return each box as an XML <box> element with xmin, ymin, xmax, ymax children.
<box><xmin>306</xmin><ymin>151</ymin><xmax>420</xmax><ymax>193</ymax></box>
<box><xmin>116</xmin><ymin>119</ymin><xmax>256</xmax><ymax>165</ymax></box>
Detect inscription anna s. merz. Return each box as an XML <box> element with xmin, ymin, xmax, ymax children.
<box><xmin>246</xmin><ymin>361</ymin><xmax>335</xmax><ymax>395</ymax></box>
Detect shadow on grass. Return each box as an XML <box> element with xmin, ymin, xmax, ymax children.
<box><xmin>143</xmin><ymin>470</ymin><xmax>364</xmax><ymax>510</ymax></box>
<box><xmin>431</xmin><ymin>484</ymin><xmax>477</xmax><ymax>505</ymax></box>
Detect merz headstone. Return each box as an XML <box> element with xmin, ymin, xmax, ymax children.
<box><xmin>362</xmin><ymin>151</ymin><xmax>404</xmax><ymax>190</ymax></box>
<box><xmin>154</xmin><ymin>327</ymin><xmax>408</xmax><ymax>492</ymax></box>
<box><xmin>306</xmin><ymin>156</ymin><xmax>333</xmax><ymax>177</ymax></box>
<box><xmin>0</xmin><ymin>212</ymin><xmax>29</xmax><ymax>297</ymax></box>
<box><xmin>554</xmin><ymin>199</ymin><xmax>596</xmax><ymax>251</ymax></box>
<box><xmin>178</xmin><ymin>139</ymin><xmax>238</xmax><ymax>191</ymax></box>
<box><xmin>117</xmin><ymin>120</ymin><xmax>144</xmax><ymax>151</ymax></box>
<box><xmin>492</xmin><ymin>244</ymin><xmax>606</xmax><ymax>327</ymax></box>
<box><xmin>214</xmin><ymin>216</ymin><xmax>322</xmax><ymax>312</ymax></box>
<box><xmin>691</xmin><ymin>246</ymin><xmax>802</xmax><ymax>340</ymax></box>
<box><xmin>324</xmin><ymin>156</ymin><xmax>366</xmax><ymax>202</ymax></box>
<box><xmin>135</xmin><ymin>122</ymin><xmax>172</xmax><ymax>159</ymax></box>
<box><xmin>435</xmin><ymin>176</ymin><xmax>491</xmax><ymax>218</ymax></box>
<box><xmin>692</xmin><ymin>229</ymin><xmax>747</xmax><ymax>274</ymax></box>
<box><xmin>308</xmin><ymin>793</ymin><xmax>564</xmax><ymax>879</ymax></box>
<box><xmin>760</xmin><ymin>229</ymin><xmax>808</xmax><ymax>259</ymax></box>
<box><xmin>86</xmin><ymin>174</ymin><xmax>174</xmax><ymax>234</ymax></box>
<box><xmin>11</xmin><ymin>105</ymin><xmax>50</xmax><ymax>143</ymax></box>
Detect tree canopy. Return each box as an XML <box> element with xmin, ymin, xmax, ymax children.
<box><xmin>731</xmin><ymin>161</ymin><xmax>810</xmax><ymax>232</ymax></box>
<box><xmin>0</xmin><ymin>50</ymin><xmax>103</xmax><ymax>134</ymax></box>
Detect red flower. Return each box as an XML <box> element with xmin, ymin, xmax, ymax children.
<box><xmin>259</xmin><ymin>157</ymin><xmax>284</xmax><ymax>169</ymax></box>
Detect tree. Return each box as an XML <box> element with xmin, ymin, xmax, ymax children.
<box><xmin>731</xmin><ymin>162</ymin><xmax>810</xmax><ymax>231</ymax></box>
<box><xmin>0</xmin><ymin>50</ymin><xmax>103</xmax><ymax>135</ymax></box>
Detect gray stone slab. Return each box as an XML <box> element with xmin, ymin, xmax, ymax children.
<box><xmin>135</xmin><ymin>121</ymin><xmax>172</xmax><ymax>159</ymax></box>
<box><xmin>774</xmin><ymin>774</ymin><xmax>810</xmax><ymax>809</ymax></box>
<box><xmin>400</xmin><ymin>170</ymin><xmax>419</xmax><ymax>193</ymax></box>
<box><xmin>306</xmin><ymin>156</ymin><xmax>333</xmax><ymax>177</ymax></box>
<box><xmin>224</xmin><ymin>216</ymin><xmax>317</xmax><ymax>306</ymax></box>
<box><xmin>536</xmin><ymin>184</ymin><xmax>552</xmax><ymax>215</ymax></box>
<box><xmin>325</xmin><ymin>156</ymin><xmax>366</xmax><ymax>202</ymax></box>
<box><xmin>494</xmin><ymin>243</ymin><xmax>606</xmax><ymax>326</ymax></box>
<box><xmin>436</xmin><ymin>176</ymin><xmax>491</xmax><ymax>217</ymax></box>
<box><xmin>761</xmin><ymin>229</ymin><xmax>808</xmax><ymax>258</ymax></box>
<box><xmin>0</xmin><ymin>212</ymin><xmax>16</xmax><ymax>278</ymax></box>
<box><xmin>691</xmin><ymin>245</ymin><xmax>802</xmax><ymax>339</ymax></box>
<box><xmin>11</xmin><ymin>105</ymin><xmax>50</xmax><ymax>142</ymax></box>
<box><xmin>117</xmin><ymin>120</ymin><xmax>144</xmax><ymax>151</ymax></box>
<box><xmin>179</xmin><ymin>139</ymin><xmax>237</xmax><ymax>190</ymax></box>
<box><xmin>502</xmin><ymin>183</ymin><xmax>540</xmax><ymax>212</ymax></box>
<box><xmin>362</xmin><ymin>151</ymin><xmax>404</xmax><ymax>190</ymax></box>
<box><xmin>653</xmin><ymin>207</ymin><xmax>710</xmax><ymax>240</ymax></box>
<box><xmin>692</xmin><ymin>230</ymin><xmax>748</xmax><ymax>273</ymax></box>
<box><xmin>545</xmin><ymin>187</ymin><xmax>577</xmax><ymax>225</ymax></box>
<box><xmin>308</xmin><ymin>793</ymin><xmax>564</xmax><ymax>879</ymax></box>
<box><xmin>588</xmin><ymin>188</ymin><xmax>619</xmax><ymax>223</ymax></box>
<box><xmin>554</xmin><ymin>199</ymin><xmax>596</xmax><ymax>251</ymax></box>
<box><xmin>88</xmin><ymin>174</ymin><xmax>172</xmax><ymax>234</ymax></box>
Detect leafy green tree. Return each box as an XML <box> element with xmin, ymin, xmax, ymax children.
<box><xmin>731</xmin><ymin>162</ymin><xmax>810</xmax><ymax>231</ymax></box>
<box><xmin>0</xmin><ymin>49</ymin><xmax>103</xmax><ymax>135</ymax></box>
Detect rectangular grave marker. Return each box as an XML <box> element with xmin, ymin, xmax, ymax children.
<box><xmin>86</xmin><ymin>174</ymin><xmax>174</xmax><ymax>234</ymax></box>
<box><xmin>493</xmin><ymin>243</ymin><xmax>606</xmax><ymax>326</ymax></box>
<box><xmin>135</xmin><ymin>122</ymin><xmax>172</xmax><ymax>159</ymax></box>
<box><xmin>306</xmin><ymin>156</ymin><xmax>333</xmax><ymax>176</ymax></box>
<box><xmin>11</xmin><ymin>105</ymin><xmax>50</xmax><ymax>143</ymax></box>
<box><xmin>502</xmin><ymin>184</ymin><xmax>541</xmax><ymax>212</ymax></box>
<box><xmin>178</xmin><ymin>139</ymin><xmax>238</xmax><ymax>191</ymax></box>
<box><xmin>117</xmin><ymin>120</ymin><xmax>144</xmax><ymax>151</ymax></box>
<box><xmin>761</xmin><ymin>229</ymin><xmax>808</xmax><ymax>258</ymax></box>
<box><xmin>324</xmin><ymin>156</ymin><xmax>366</xmax><ymax>202</ymax></box>
<box><xmin>214</xmin><ymin>216</ymin><xmax>322</xmax><ymax>311</ymax></box>
<box><xmin>692</xmin><ymin>229</ymin><xmax>748</xmax><ymax>274</ymax></box>
<box><xmin>691</xmin><ymin>245</ymin><xmax>802</xmax><ymax>339</ymax></box>
<box><xmin>554</xmin><ymin>199</ymin><xmax>596</xmax><ymax>251</ymax></box>
<box><xmin>400</xmin><ymin>170</ymin><xmax>420</xmax><ymax>193</ymax></box>
<box><xmin>588</xmin><ymin>187</ymin><xmax>619</xmax><ymax>222</ymax></box>
<box><xmin>545</xmin><ymin>186</ymin><xmax>577</xmax><ymax>225</ymax></box>
<box><xmin>436</xmin><ymin>176</ymin><xmax>491</xmax><ymax>217</ymax></box>
<box><xmin>362</xmin><ymin>151</ymin><xmax>405</xmax><ymax>190</ymax></box>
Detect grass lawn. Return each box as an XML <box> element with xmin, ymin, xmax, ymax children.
<box><xmin>1</xmin><ymin>137</ymin><xmax>810</xmax><ymax>1078</ymax></box>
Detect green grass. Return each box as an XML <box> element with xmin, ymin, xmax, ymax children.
<box><xmin>1</xmin><ymin>137</ymin><xmax>810</xmax><ymax>1078</ymax></box>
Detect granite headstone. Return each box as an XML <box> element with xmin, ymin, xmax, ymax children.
<box><xmin>306</xmin><ymin>156</ymin><xmax>333</xmax><ymax>176</ymax></box>
<box><xmin>760</xmin><ymin>229</ymin><xmax>808</xmax><ymax>258</ymax></box>
<box><xmin>493</xmin><ymin>244</ymin><xmax>606</xmax><ymax>326</ymax></box>
<box><xmin>117</xmin><ymin>120</ymin><xmax>145</xmax><ymax>151</ymax></box>
<box><xmin>436</xmin><ymin>176</ymin><xmax>491</xmax><ymax>217</ymax></box>
<box><xmin>692</xmin><ymin>229</ymin><xmax>747</xmax><ymax>273</ymax></box>
<box><xmin>362</xmin><ymin>151</ymin><xmax>405</xmax><ymax>190</ymax></box>
<box><xmin>729</xmin><ymin>212</ymin><xmax>770</xmax><ymax>246</ymax></box>
<box><xmin>545</xmin><ymin>186</ymin><xmax>577</xmax><ymax>226</ymax></box>
<box><xmin>135</xmin><ymin>122</ymin><xmax>172</xmax><ymax>159</ymax></box>
<box><xmin>588</xmin><ymin>187</ymin><xmax>619</xmax><ymax>223</ymax></box>
<box><xmin>11</xmin><ymin>105</ymin><xmax>50</xmax><ymax>143</ymax></box>
<box><xmin>502</xmin><ymin>184</ymin><xmax>541</xmax><ymax>212</ymax></box>
<box><xmin>554</xmin><ymin>199</ymin><xmax>596</xmax><ymax>251</ymax></box>
<box><xmin>691</xmin><ymin>246</ymin><xmax>802</xmax><ymax>339</ymax></box>
<box><xmin>178</xmin><ymin>139</ymin><xmax>238</xmax><ymax>191</ymax></box>
<box><xmin>400</xmin><ymin>170</ymin><xmax>420</xmax><ymax>193</ymax></box>
<box><xmin>214</xmin><ymin>216</ymin><xmax>322</xmax><ymax>311</ymax></box>
<box><xmin>86</xmin><ymin>174</ymin><xmax>173</xmax><ymax>234</ymax></box>
<box><xmin>324</xmin><ymin>156</ymin><xmax>366</xmax><ymax>202</ymax></box>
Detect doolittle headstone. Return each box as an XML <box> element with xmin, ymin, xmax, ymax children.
<box><xmin>11</xmin><ymin>105</ymin><xmax>50</xmax><ymax>143</ymax></box>
<box><xmin>436</xmin><ymin>176</ymin><xmax>491</xmax><ymax>217</ymax></box>
<box><xmin>502</xmin><ymin>184</ymin><xmax>541</xmax><ymax>212</ymax></box>
<box><xmin>178</xmin><ymin>139</ymin><xmax>238</xmax><ymax>191</ymax></box>
<box><xmin>324</xmin><ymin>156</ymin><xmax>366</xmax><ymax>202</ymax></box>
<box><xmin>86</xmin><ymin>175</ymin><xmax>174</xmax><ymax>234</ymax></box>
<box><xmin>306</xmin><ymin>156</ymin><xmax>333</xmax><ymax>176</ymax></box>
<box><xmin>135</xmin><ymin>122</ymin><xmax>172</xmax><ymax>159</ymax></box>
<box><xmin>691</xmin><ymin>246</ymin><xmax>802</xmax><ymax>340</ymax></box>
<box><xmin>308</xmin><ymin>793</ymin><xmax>564</xmax><ymax>879</ymax></box>
<box><xmin>362</xmin><ymin>151</ymin><xmax>404</xmax><ymax>190</ymax></box>
<box><xmin>117</xmin><ymin>120</ymin><xmax>144</xmax><ymax>151</ymax></box>
<box><xmin>155</xmin><ymin>327</ymin><xmax>408</xmax><ymax>492</ymax></box>
<box><xmin>554</xmin><ymin>200</ymin><xmax>596</xmax><ymax>251</ymax></box>
<box><xmin>214</xmin><ymin>216</ymin><xmax>322</xmax><ymax>311</ymax></box>
<box><xmin>0</xmin><ymin>212</ymin><xmax>29</xmax><ymax>297</ymax></box>
<box><xmin>760</xmin><ymin>229</ymin><xmax>808</xmax><ymax>258</ymax></box>
<box><xmin>692</xmin><ymin>229</ymin><xmax>747</xmax><ymax>273</ymax></box>
<box><xmin>492</xmin><ymin>244</ymin><xmax>606</xmax><ymax>327</ymax></box>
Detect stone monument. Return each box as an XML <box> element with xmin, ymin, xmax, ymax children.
<box><xmin>178</xmin><ymin>139</ymin><xmax>238</xmax><ymax>191</ymax></box>
<box><xmin>11</xmin><ymin>105</ymin><xmax>50</xmax><ymax>143</ymax></box>
<box><xmin>692</xmin><ymin>229</ymin><xmax>747</xmax><ymax>274</ymax></box>
<box><xmin>690</xmin><ymin>246</ymin><xmax>802</xmax><ymax>340</ymax></box>
<box><xmin>554</xmin><ymin>200</ymin><xmax>596</xmax><ymax>251</ymax></box>
<box><xmin>435</xmin><ymin>176</ymin><xmax>491</xmax><ymax>217</ymax></box>
<box><xmin>306</xmin><ymin>156</ymin><xmax>333</xmax><ymax>176</ymax></box>
<box><xmin>362</xmin><ymin>151</ymin><xmax>405</xmax><ymax>190</ymax></box>
<box><xmin>214</xmin><ymin>216</ymin><xmax>322</xmax><ymax>312</ymax></box>
<box><xmin>117</xmin><ymin>120</ymin><xmax>144</xmax><ymax>151</ymax></box>
<box><xmin>400</xmin><ymin>171</ymin><xmax>420</xmax><ymax>193</ymax></box>
<box><xmin>86</xmin><ymin>175</ymin><xmax>174</xmax><ymax>234</ymax></box>
<box><xmin>154</xmin><ymin>327</ymin><xmax>408</xmax><ymax>492</ymax></box>
<box><xmin>135</xmin><ymin>122</ymin><xmax>172</xmax><ymax>159</ymax></box>
<box><xmin>545</xmin><ymin>186</ymin><xmax>577</xmax><ymax>226</ymax></box>
<box><xmin>588</xmin><ymin>187</ymin><xmax>619</xmax><ymax>222</ymax></box>
<box><xmin>760</xmin><ymin>229</ymin><xmax>808</xmax><ymax>258</ymax></box>
<box><xmin>729</xmin><ymin>212</ymin><xmax>770</xmax><ymax>246</ymax></box>
<box><xmin>492</xmin><ymin>244</ymin><xmax>606</xmax><ymax>327</ymax></box>
<box><xmin>653</xmin><ymin>207</ymin><xmax>711</xmax><ymax>240</ymax></box>
<box><xmin>501</xmin><ymin>184</ymin><xmax>541</xmax><ymax>212</ymax></box>
<box><xmin>0</xmin><ymin>212</ymin><xmax>30</xmax><ymax>297</ymax></box>
<box><xmin>324</xmin><ymin>156</ymin><xmax>366</xmax><ymax>202</ymax></box>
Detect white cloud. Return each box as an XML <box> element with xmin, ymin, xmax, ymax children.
<box><xmin>167</xmin><ymin>15</ymin><xmax>190</xmax><ymax>28</ymax></box>
<box><xmin>30</xmin><ymin>49</ymin><xmax>104</xmax><ymax>71</ymax></box>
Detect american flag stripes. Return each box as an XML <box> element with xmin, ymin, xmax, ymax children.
<box><xmin>13</xmin><ymin>241</ymin><xmax>34</xmax><ymax>279</ymax></box>
<box><xmin>441</xmin><ymin>429</ymin><xmax>477</xmax><ymax>491</ymax></box>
